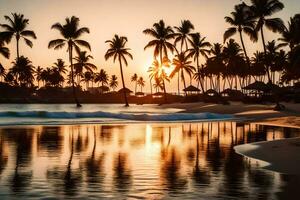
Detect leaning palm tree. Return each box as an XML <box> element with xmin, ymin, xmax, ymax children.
<box><xmin>131</xmin><ymin>73</ymin><xmax>138</xmax><ymax>93</ymax></box>
<box><xmin>48</xmin><ymin>16</ymin><xmax>91</xmax><ymax>107</ymax></box>
<box><xmin>105</xmin><ymin>34</ymin><xmax>133</xmax><ymax>107</ymax></box>
<box><xmin>137</xmin><ymin>77</ymin><xmax>145</xmax><ymax>92</ymax></box>
<box><xmin>173</xmin><ymin>20</ymin><xmax>194</xmax><ymax>52</ymax></box>
<box><xmin>224</xmin><ymin>3</ymin><xmax>257</xmax><ymax>66</ymax></box>
<box><xmin>143</xmin><ymin>20</ymin><xmax>175</xmax><ymax>103</ymax></box>
<box><xmin>170</xmin><ymin>52</ymin><xmax>195</xmax><ymax>95</ymax></box>
<box><xmin>109</xmin><ymin>75</ymin><xmax>118</xmax><ymax>91</ymax></box>
<box><xmin>249</xmin><ymin>0</ymin><xmax>285</xmax><ymax>83</ymax></box>
<box><xmin>0</xmin><ymin>13</ymin><xmax>36</xmax><ymax>60</ymax></box>
<box><xmin>186</xmin><ymin>33</ymin><xmax>211</xmax><ymax>92</ymax></box>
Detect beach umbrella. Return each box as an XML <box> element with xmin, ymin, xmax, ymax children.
<box><xmin>118</xmin><ymin>87</ymin><xmax>133</xmax><ymax>94</ymax></box>
<box><xmin>183</xmin><ymin>85</ymin><xmax>200</xmax><ymax>92</ymax></box>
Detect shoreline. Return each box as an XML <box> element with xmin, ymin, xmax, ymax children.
<box><xmin>234</xmin><ymin>138</ymin><xmax>300</xmax><ymax>175</ymax></box>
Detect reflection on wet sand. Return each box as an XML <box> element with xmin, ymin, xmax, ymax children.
<box><xmin>0</xmin><ymin>122</ymin><xmax>299</xmax><ymax>199</ymax></box>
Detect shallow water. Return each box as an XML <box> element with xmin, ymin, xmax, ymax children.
<box><xmin>0</xmin><ymin>122</ymin><xmax>300</xmax><ymax>199</ymax></box>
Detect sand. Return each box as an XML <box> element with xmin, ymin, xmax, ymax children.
<box><xmin>234</xmin><ymin>138</ymin><xmax>300</xmax><ymax>175</ymax></box>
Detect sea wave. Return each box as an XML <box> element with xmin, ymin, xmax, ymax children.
<box><xmin>0</xmin><ymin>110</ymin><xmax>233</xmax><ymax>122</ymax></box>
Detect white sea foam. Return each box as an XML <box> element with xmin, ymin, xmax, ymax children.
<box><xmin>0</xmin><ymin>110</ymin><xmax>233</xmax><ymax>125</ymax></box>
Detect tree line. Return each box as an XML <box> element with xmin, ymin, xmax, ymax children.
<box><xmin>0</xmin><ymin>0</ymin><xmax>300</xmax><ymax>107</ymax></box>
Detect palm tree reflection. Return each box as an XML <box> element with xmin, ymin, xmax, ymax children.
<box><xmin>113</xmin><ymin>152</ymin><xmax>132</xmax><ymax>192</ymax></box>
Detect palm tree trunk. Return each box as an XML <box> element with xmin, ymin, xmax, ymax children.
<box><xmin>16</xmin><ymin>34</ymin><xmax>20</xmax><ymax>61</ymax></box>
<box><xmin>182</xmin><ymin>70</ymin><xmax>187</xmax><ymax>96</ymax></box>
<box><xmin>178</xmin><ymin>72</ymin><xmax>180</xmax><ymax>95</ymax></box>
<box><xmin>69</xmin><ymin>43</ymin><xmax>81</xmax><ymax>107</ymax></box>
<box><xmin>261</xmin><ymin>27</ymin><xmax>272</xmax><ymax>83</ymax></box>
<box><xmin>150</xmin><ymin>78</ymin><xmax>153</xmax><ymax>95</ymax></box>
<box><xmin>118</xmin><ymin>56</ymin><xmax>129</xmax><ymax>107</ymax></box>
<box><xmin>196</xmin><ymin>57</ymin><xmax>205</xmax><ymax>93</ymax></box>
<box><xmin>160</xmin><ymin>46</ymin><xmax>167</xmax><ymax>103</ymax></box>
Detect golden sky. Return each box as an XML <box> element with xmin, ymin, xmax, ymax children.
<box><xmin>0</xmin><ymin>0</ymin><xmax>299</xmax><ymax>92</ymax></box>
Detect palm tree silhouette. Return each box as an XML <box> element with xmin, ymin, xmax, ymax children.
<box><xmin>137</xmin><ymin>76</ymin><xmax>145</xmax><ymax>92</ymax></box>
<box><xmin>73</xmin><ymin>51</ymin><xmax>96</xmax><ymax>85</ymax></box>
<box><xmin>131</xmin><ymin>73</ymin><xmax>138</xmax><ymax>94</ymax></box>
<box><xmin>105</xmin><ymin>34</ymin><xmax>133</xmax><ymax>107</ymax></box>
<box><xmin>82</xmin><ymin>71</ymin><xmax>93</xmax><ymax>89</ymax></box>
<box><xmin>170</xmin><ymin>52</ymin><xmax>195</xmax><ymax>95</ymax></box>
<box><xmin>48</xmin><ymin>16</ymin><xmax>91</xmax><ymax>107</ymax></box>
<box><xmin>0</xmin><ymin>13</ymin><xmax>36</xmax><ymax>60</ymax></box>
<box><xmin>173</xmin><ymin>20</ymin><xmax>194</xmax><ymax>52</ymax></box>
<box><xmin>95</xmin><ymin>69</ymin><xmax>108</xmax><ymax>87</ymax></box>
<box><xmin>224</xmin><ymin>3</ymin><xmax>257</xmax><ymax>67</ymax></box>
<box><xmin>143</xmin><ymin>20</ymin><xmax>175</xmax><ymax>103</ymax></box>
<box><xmin>53</xmin><ymin>59</ymin><xmax>67</xmax><ymax>87</ymax></box>
<box><xmin>10</xmin><ymin>56</ymin><xmax>35</xmax><ymax>86</ymax></box>
<box><xmin>35</xmin><ymin>66</ymin><xmax>42</xmax><ymax>87</ymax></box>
<box><xmin>0</xmin><ymin>40</ymin><xmax>9</xmax><ymax>81</ymax></box>
<box><xmin>186</xmin><ymin>33</ymin><xmax>211</xmax><ymax>92</ymax></box>
<box><xmin>109</xmin><ymin>75</ymin><xmax>118</xmax><ymax>91</ymax></box>
<box><xmin>147</xmin><ymin>60</ymin><xmax>161</xmax><ymax>95</ymax></box>
<box><xmin>249</xmin><ymin>0</ymin><xmax>285</xmax><ymax>83</ymax></box>
<box><xmin>279</xmin><ymin>14</ymin><xmax>300</xmax><ymax>50</ymax></box>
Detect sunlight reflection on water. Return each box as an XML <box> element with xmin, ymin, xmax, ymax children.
<box><xmin>0</xmin><ymin>122</ymin><xmax>299</xmax><ymax>199</ymax></box>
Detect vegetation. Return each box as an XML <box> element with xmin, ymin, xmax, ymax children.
<box><xmin>0</xmin><ymin>0</ymin><xmax>300</xmax><ymax>106</ymax></box>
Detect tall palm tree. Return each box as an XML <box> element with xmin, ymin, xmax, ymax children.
<box><xmin>170</xmin><ymin>52</ymin><xmax>195</xmax><ymax>95</ymax></box>
<box><xmin>186</xmin><ymin>33</ymin><xmax>211</xmax><ymax>92</ymax></box>
<box><xmin>173</xmin><ymin>20</ymin><xmax>194</xmax><ymax>52</ymax></box>
<box><xmin>131</xmin><ymin>73</ymin><xmax>138</xmax><ymax>94</ymax></box>
<box><xmin>224</xmin><ymin>3</ymin><xmax>257</xmax><ymax>66</ymax></box>
<box><xmin>0</xmin><ymin>13</ymin><xmax>36</xmax><ymax>60</ymax></box>
<box><xmin>137</xmin><ymin>77</ymin><xmax>145</xmax><ymax>92</ymax></box>
<box><xmin>95</xmin><ymin>69</ymin><xmax>108</xmax><ymax>87</ymax></box>
<box><xmin>147</xmin><ymin>60</ymin><xmax>160</xmax><ymax>96</ymax></box>
<box><xmin>73</xmin><ymin>51</ymin><xmax>96</xmax><ymax>85</ymax></box>
<box><xmin>105</xmin><ymin>34</ymin><xmax>133</xmax><ymax>107</ymax></box>
<box><xmin>143</xmin><ymin>20</ymin><xmax>175</xmax><ymax>103</ymax></box>
<box><xmin>48</xmin><ymin>16</ymin><xmax>91</xmax><ymax>107</ymax></box>
<box><xmin>249</xmin><ymin>0</ymin><xmax>285</xmax><ymax>83</ymax></box>
<box><xmin>109</xmin><ymin>75</ymin><xmax>118</xmax><ymax>91</ymax></box>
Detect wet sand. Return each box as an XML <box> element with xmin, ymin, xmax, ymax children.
<box><xmin>234</xmin><ymin>138</ymin><xmax>300</xmax><ymax>175</ymax></box>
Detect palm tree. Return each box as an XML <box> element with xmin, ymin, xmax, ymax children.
<box><xmin>186</xmin><ymin>33</ymin><xmax>211</xmax><ymax>92</ymax></box>
<box><xmin>143</xmin><ymin>20</ymin><xmax>175</xmax><ymax>103</ymax></box>
<box><xmin>249</xmin><ymin>0</ymin><xmax>285</xmax><ymax>83</ymax></box>
<box><xmin>95</xmin><ymin>69</ymin><xmax>108</xmax><ymax>87</ymax></box>
<box><xmin>10</xmin><ymin>56</ymin><xmax>35</xmax><ymax>86</ymax></box>
<box><xmin>170</xmin><ymin>52</ymin><xmax>195</xmax><ymax>95</ymax></box>
<box><xmin>35</xmin><ymin>66</ymin><xmax>42</xmax><ymax>87</ymax></box>
<box><xmin>109</xmin><ymin>75</ymin><xmax>118</xmax><ymax>91</ymax></box>
<box><xmin>137</xmin><ymin>77</ymin><xmax>145</xmax><ymax>92</ymax></box>
<box><xmin>0</xmin><ymin>40</ymin><xmax>9</xmax><ymax>81</ymax></box>
<box><xmin>82</xmin><ymin>71</ymin><xmax>93</xmax><ymax>89</ymax></box>
<box><xmin>131</xmin><ymin>73</ymin><xmax>138</xmax><ymax>93</ymax></box>
<box><xmin>173</xmin><ymin>20</ymin><xmax>194</xmax><ymax>52</ymax></box>
<box><xmin>224</xmin><ymin>3</ymin><xmax>257</xmax><ymax>66</ymax></box>
<box><xmin>153</xmin><ymin>77</ymin><xmax>163</xmax><ymax>93</ymax></box>
<box><xmin>53</xmin><ymin>59</ymin><xmax>67</xmax><ymax>87</ymax></box>
<box><xmin>147</xmin><ymin>60</ymin><xmax>160</xmax><ymax>96</ymax></box>
<box><xmin>105</xmin><ymin>34</ymin><xmax>133</xmax><ymax>107</ymax></box>
<box><xmin>48</xmin><ymin>16</ymin><xmax>91</xmax><ymax>107</ymax></box>
<box><xmin>279</xmin><ymin>14</ymin><xmax>300</xmax><ymax>50</ymax></box>
<box><xmin>73</xmin><ymin>51</ymin><xmax>96</xmax><ymax>85</ymax></box>
<box><xmin>0</xmin><ymin>13</ymin><xmax>36</xmax><ymax>60</ymax></box>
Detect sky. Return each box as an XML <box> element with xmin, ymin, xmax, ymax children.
<box><xmin>0</xmin><ymin>0</ymin><xmax>299</xmax><ymax>92</ymax></box>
